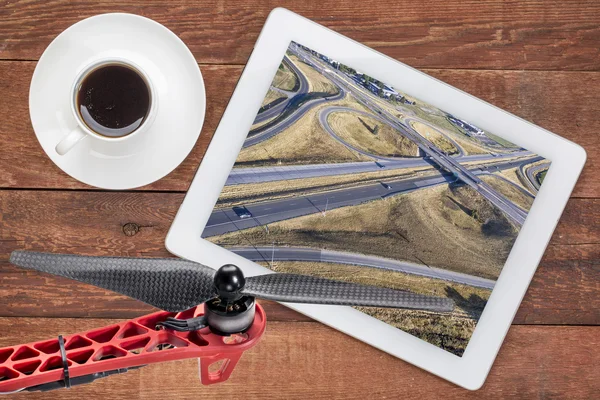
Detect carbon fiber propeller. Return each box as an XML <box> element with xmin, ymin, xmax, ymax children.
<box><xmin>10</xmin><ymin>251</ymin><xmax>454</xmax><ymax>313</ymax></box>
<box><xmin>243</xmin><ymin>274</ymin><xmax>454</xmax><ymax>312</ymax></box>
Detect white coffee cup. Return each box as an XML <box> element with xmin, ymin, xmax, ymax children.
<box><xmin>55</xmin><ymin>58</ymin><xmax>158</xmax><ymax>155</ymax></box>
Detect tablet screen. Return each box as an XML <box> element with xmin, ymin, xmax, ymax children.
<box><xmin>202</xmin><ymin>41</ymin><xmax>551</xmax><ymax>357</ymax></box>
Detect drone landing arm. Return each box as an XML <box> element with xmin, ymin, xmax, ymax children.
<box><xmin>0</xmin><ymin>304</ymin><xmax>266</xmax><ymax>393</ymax></box>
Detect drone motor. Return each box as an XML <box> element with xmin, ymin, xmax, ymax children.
<box><xmin>205</xmin><ymin>296</ymin><xmax>256</xmax><ymax>335</ymax></box>
<box><xmin>206</xmin><ymin>264</ymin><xmax>256</xmax><ymax>335</ymax></box>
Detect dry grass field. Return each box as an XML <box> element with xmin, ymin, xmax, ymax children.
<box><xmin>480</xmin><ymin>174</ymin><xmax>534</xmax><ymax>211</ymax></box>
<box><xmin>260</xmin><ymin>260</ymin><xmax>491</xmax><ymax>357</ymax></box>
<box><xmin>237</xmin><ymin>95</ymin><xmax>374</xmax><ymax>166</ymax></box>
<box><xmin>497</xmin><ymin>166</ymin><xmax>528</xmax><ymax>188</ymax></box>
<box><xmin>410</xmin><ymin>121</ymin><xmax>459</xmax><ymax>155</ymax></box>
<box><xmin>327</xmin><ymin>111</ymin><xmax>419</xmax><ymax>157</ymax></box>
<box><xmin>446</xmin><ymin>134</ymin><xmax>492</xmax><ymax>155</ymax></box>
<box><xmin>289</xmin><ymin>55</ymin><xmax>338</xmax><ymax>94</ymax></box>
<box><xmin>485</xmin><ymin>131</ymin><xmax>521</xmax><ymax>148</ymax></box>
<box><xmin>210</xmin><ymin>183</ymin><xmax>517</xmax><ymax>280</ymax></box>
<box><xmin>272</xmin><ymin>61</ymin><xmax>298</xmax><ymax>91</ymax></box>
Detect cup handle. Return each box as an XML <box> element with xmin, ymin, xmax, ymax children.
<box><xmin>55</xmin><ymin>126</ymin><xmax>87</xmax><ymax>155</ymax></box>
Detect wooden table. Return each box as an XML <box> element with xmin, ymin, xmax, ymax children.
<box><xmin>1</xmin><ymin>1</ymin><xmax>598</xmax><ymax>398</ymax></box>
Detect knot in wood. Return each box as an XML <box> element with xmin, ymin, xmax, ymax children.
<box><xmin>122</xmin><ymin>223</ymin><xmax>140</xmax><ymax>236</ymax></box>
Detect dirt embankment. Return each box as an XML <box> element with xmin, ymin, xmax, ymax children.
<box><xmin>328</xmin><ymin>111</ymin><xmax>419</xmax><ymax>157</ymax></box>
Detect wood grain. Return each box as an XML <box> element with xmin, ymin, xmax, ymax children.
<box><xmin>1</xmin><ymin>1</ymin><xmax>600</xmax><ymax>71</ymax></box>
<box><xmin>1</xmin><ymin>191</ymin><xmax>598</xmax><ymax>324</ymax></box>
<box><xmin>0</xmin><ymin>318</ymin><xmax>598</xmax><ymax>399</ymax></box>
<box><xmin>0</xmin><ymin>62</ymin><xmax>598</xmax><ymax>196</ymax></box>
<box><xmin>1</xmin><ymin>1</ymin><xmax>598</xmax><ymax>396</ymax></box>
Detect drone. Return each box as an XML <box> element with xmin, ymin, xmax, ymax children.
<box><xmin>0</xmin><ymin>251</ymin><xmax>454</xmax><ymax>393</ymax></box>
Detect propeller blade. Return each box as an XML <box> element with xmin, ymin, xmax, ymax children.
<box><xmin>242</xmin><ymin>273</ymin><xmax>454</xmax><ymax>312</ymax></box>
<box><xmin>9</xmin><ymin>251</ymin><xmax>218</xmax><ymax>312</ymax></box>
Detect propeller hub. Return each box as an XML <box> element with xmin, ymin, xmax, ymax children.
<box><xmin>214</xmin><ymin>264</ymin><xmax>245</xmax><ymax>302</ymax></box>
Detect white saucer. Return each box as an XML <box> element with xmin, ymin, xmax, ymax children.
<box><xmin>29</xmin><ymin>13</ymin><xmax>206</xmax><ymax>189</ymax></box>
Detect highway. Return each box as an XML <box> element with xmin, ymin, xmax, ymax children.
<box><xmin>206</xmin><ymin>174</ymin><xmax>457</xmax><ymax>237</ymax></box>
<box><xmin>204</xmin><ymin>157</ymin><xmax>537</xmax><ymax>237</ymax></box>
<box><xmin>228</xmin><ymin>246</ymin><xmax>496</xmax><ymax>290</ymax></box>
<box><xmin>225</xmin><ymin>151</ymin><xmax>534</xmax><ymax>186</ymax></box>
<box><xmin>292</xmin><ymin>45</ymin><xmax>531</xmax><ymax>225</ymax></box>
<box><xmin>209</xmin><ymin>45</ymin><xmax>545</xmax><ymax>293</ymax></box>
<box><xmin>525</xmin><ymin>162</ymin><xmax>551</xmax><ymax>191</ymax></box>
<box><xmin>253</xmin><ymin>56</ymin><xmax>308</xmax><ymax>124</ymax></box>
<box><xmin>472</xmin><ymin>177</ymin><xmax>528</xmax><ymax>225</ymax></box>
<box><xmin>244</xmin><ymin>58</ymin><xmax>344</xmax><ymax>148</ymax></box>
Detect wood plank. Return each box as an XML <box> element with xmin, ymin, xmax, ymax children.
<box><xmin>0</xmin><ymin>318</ymin><xmax>598</xmax><ymax>398</ymax></box>
<box><xmin>515</xmin><ymin>243</ymin><xmax>600</xmax><ymax>325</ymax></box>
<box><xmin>1</xmin><ymin>191</ymin><xmax>598</xmax><ymax>324</ymax></box>
<box><xmin>0</xmin><ymin>62</ymin><xmax>598</xmax><ymax>196</ymax></box>
<box><xmin>1</xmin><ymin>1</ymin><xmax>600</xmax><ymax>71</ymax></box>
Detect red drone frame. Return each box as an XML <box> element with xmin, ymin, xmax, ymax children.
<box><xmin>0</xmin><ymin>304</ymin><xmax>266</xmax><ymax>393</ymax></box>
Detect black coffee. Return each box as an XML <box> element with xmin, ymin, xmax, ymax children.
<box><xmin>77</xmin><ymin>64</ymin><xmax>150</xmax><ymax>137</ymax></box>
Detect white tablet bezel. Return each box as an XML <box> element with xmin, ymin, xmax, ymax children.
<box><xmin>166</xmin><ymin>8</ymin><xmax>586</xmax><ymax>390</ymax></box>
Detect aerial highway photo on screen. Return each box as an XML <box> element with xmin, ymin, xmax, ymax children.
<box><xmin>202</xmin><ymin>41</ymin><xmax>551</xmax><ymax>356</ymax></box>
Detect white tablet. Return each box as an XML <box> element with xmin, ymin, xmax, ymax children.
<box><xmin>166</xmin><ymin>8</ymin><xmax>586</xmax><ymax>390</ymax></box>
